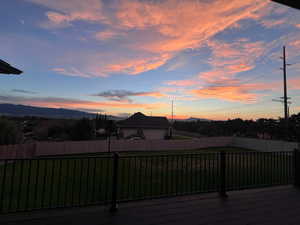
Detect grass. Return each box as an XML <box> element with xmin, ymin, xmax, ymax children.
<box><xmin>41</xmin><ymin>147</ymin><xmax>254</xmax><ymax>158</ymax></box>
<box><xmin>170</xmin><ymin>135</ymin><xmax>193</xmax><ymax>140</ymax></box>
<box><xmin>0</xmin><ymin>147</ymin><xmax>294</xmax><ymax>213</ymax></box>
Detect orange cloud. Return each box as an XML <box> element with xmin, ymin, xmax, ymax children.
<box><xmin>30</xmin><ymin>0</ymin><xmax>270</xmax><ymax>77</ymax></box>
<box><xmin>165</xmin><ymin>80</ymin><xmax>197</xmax><ymax>87</ymax></box>
<box><xmin>29</xmin><ymin>100</ymin><xmax>167</xmax><ymax>111</ymax></box>
<box><xmin>190</xmin><ymin>81</ymin><xmax>275</xmax><ymax>103</ymax></box>
<box><xmin>199</xmin><ymin>40</ymin><xmax>266</xmax><ymax>83</ymax></box>
<box><xmin>94</xmin><ymin>30</ymin><xmax>121</xmax><ymax>41</ymax></box>
<box><xmin>289</xmin><ymin>77</ymin><xmax>300</xmax><ymax>90</ymax></box>
<box><xmin>290</xmin><ymin>40</ymin><xmax>300</xmax><ymax>48</ymax></box>
<box><xmin>103</xmin><ymin>54</ymin><xmax>171</xmax><ymax>75</ymax></box>
<box><xmin>117</xmin><ymin>0</ymin><xmax>269</xmax><ymax>54</ymax></box>
<box><xmin>0</xmin><ymin>94</ymin><xmax>168</xmax><ymax>113</ymax></box>
<box><xmin>260</xmin><ymin>18</ymin><xmax>287</xmax><ymax>28</ymax></box>
<box><xmin>29</xmin><ymin>0</ymin><xmax>105</xmax><ymax>28</ymax></box>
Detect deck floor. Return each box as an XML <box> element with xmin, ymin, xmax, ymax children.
<box><xmin>1</xmin><ymin>185</ymin><xmax>300</xmax><ymax>225</ymax></box>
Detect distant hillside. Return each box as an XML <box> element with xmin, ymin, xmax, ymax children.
<box><xmin>0</xmin><ymin>104</ymin><xmax>96</xmax><ymax>119</ymax></box>
<box><xmin>173</xmin><ymin>117</ymin><xmax>211</xmax><ymax>122</ymax></box>
<box><xmin>185</xmin><ymin>117</ymin><xmax>211</xmax><ymax>122</ymax></box>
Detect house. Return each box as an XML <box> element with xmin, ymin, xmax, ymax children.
<box><xmin>117</xmin><ymin>112</ymin><xmax>171</xmax><ymax>140</ymax></box>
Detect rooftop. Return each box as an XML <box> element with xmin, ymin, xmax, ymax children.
<box><xmin>117</xmin><ymin>112</ymin><xmax>170</xmax><ymax>129</ymax></box>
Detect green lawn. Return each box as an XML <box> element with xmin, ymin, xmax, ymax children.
<box><xmin>0</xmin><ymin>148</ymin><xmax>294</xmax><ymax>213</ymax></box>
<box><xmin>170</xmin><ymin>135</ymin><xmax>193</xmax><ymax>140</ymax></box>
<box><xmin>43</xmin><ymin>147</ymin><xmax>254</xmax><ymax>158</ymax></box>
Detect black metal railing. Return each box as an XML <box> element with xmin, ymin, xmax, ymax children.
<box><xmin>0</xmin><ymin>156</ymin><xmax>113</xmax><ymax>213</ymax></box>
<box><xmin>0</xmin><ymin>151</ymin><xmax>296</xmax><ymax>213</ymax></box>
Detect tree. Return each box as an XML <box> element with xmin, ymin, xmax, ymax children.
<box><xmin>0</xmin><ymin>117</ymin><xmax>22</xmax><ymax>145</ymax></box>
<box><xmin>70</xmin><ymin>118</ymin><xmax>95</xmax><ymax>141</ymax></box>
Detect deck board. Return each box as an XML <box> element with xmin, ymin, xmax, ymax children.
<box><xmin>1</xmin><ymin>185</ymin><xmax>300</xmax><ymax>225</ymax></box>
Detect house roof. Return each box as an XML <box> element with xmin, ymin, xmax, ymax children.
<box><xmin>271</xmin><ymin>1</ymin><xmax>300</xmax><ymax>10</ymax></box>
<box><xmin>117</xmin><ymin>112</ymin><xmax>170</xmax><ymax>129</ymax></box>
<box><xmin>0</xmin><ymin>59</ymin><xmax>23</xmax><ymax>75</ymax></box>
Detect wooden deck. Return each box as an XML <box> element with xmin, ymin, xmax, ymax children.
<box><xmin>1</xmin><ymin>185</ymin><xmax>300</xmax><ymax>225</ymax></box>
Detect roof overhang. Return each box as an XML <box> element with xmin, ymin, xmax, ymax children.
<box><xmin>271</xmin><ymin>1</ymin><xmax>300</xmax><ymax>10</ymax></box>
<box><xmin>0</xmin><ymin>59</ymin><xmax>23</xmax><ymax>75</ymax></box>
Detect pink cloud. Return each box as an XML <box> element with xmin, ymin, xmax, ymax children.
<box><xmin>1</xmin><ymin>94</ymin><xmax>168</xmax><ymax>112</ymax></box>
<box><xmin>199</xmin><ymin>40</ymin><xmax>266</xmax><ymax>83</ymax></box>
<box><xmin>260</xmin><ymin>18</ymin><xmax>287</xmax><ymax>28</ymax></box>
<box><xmin>189</xmin><ymin>79</ymin><xmax>278</xmax><ymax>103</ymax></box>
<box><xmin>116</xmin><ymin>0</ymin><xmax>269</xmax><ymax>53</ymax></box>
<box><xmin>165</xmin><ymin>80</ymin><xmax>197</xmax><ymax>87</ymax></box>
<box><xmin>290</xmin><ymin>40</ymin><xmax>300</xmax><ymax>48</ymax></box>
<box><xmin>289</xmin><ymin>77</ymin><xmax>300</xmax><ymax>90</ymax></box>
<box><xmin>28</xmin><ymin>0</ymin><xmax>270</xmax><ymax>77</ymax></box>
<box><xmin>103</xmin><ymin>53</ymin><xmax>171</xmax><ymax>75</ymax></box>
<box><xmin>190</xmin><ymin>84</ymin><xmax>258</xmax><ymax>103</ymax></box>
<box><xmin>94</xmin><ymin>30</ymin><xmax>121</xmax><ymax>41</ymax></box>
<box><xmin>28</xmin><ymin>0</ymin><xmax>106</xmax><ymax>28</ymax></box>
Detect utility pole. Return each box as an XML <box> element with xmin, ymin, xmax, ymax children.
<box><xmin>170</xmin><ymin>100</ymin><xmax>174</xmax><ymax>139</ymax></box>
<box><xmin>171</xmin><ymin>100</ymin><xmax>174</xmax><ymax>124</ymax></box>
<box><xmin>282</xmin><ymin>46</ymin><xmax>288</xmax><ymax>122</ymax></box>
<box><xmin>281</xmin><ymin>46</ymin><xmax>290</xmax><ymax>140</ymax></box>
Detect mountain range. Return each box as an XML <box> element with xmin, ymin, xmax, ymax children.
<box><xmin>0</xmin><ymin>103</ymin><xmax>210</xmax><ymax>121</ymax></box>
<box><xmin>0</xmin><ymin>103</ymin><xmax>122</xmax><ymax>120</ymax></box>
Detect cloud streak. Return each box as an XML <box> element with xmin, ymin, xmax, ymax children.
<box><xmin>190</xmin><ymin>79</ymin><xmax>277</xmax><ymax>103</ymax></box>
<box><xmin>11</xmin><ymin>89</ymin><xmax>38</xmax><ymax>94</ymax></box>
<box><xmin>91</xmin><ymin>90</ymin><xmax>165</xmax><ymax>101</ymax></box>
<box><xmin>0</xmin><ymin>95</ymin><xmax>167</xmax><ymax>113</ymax></box>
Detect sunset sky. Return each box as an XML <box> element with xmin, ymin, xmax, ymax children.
<box><xmin>1</xmin><ymin>0</ymin><xmax>300</xmax><ymax>120</ymax></box>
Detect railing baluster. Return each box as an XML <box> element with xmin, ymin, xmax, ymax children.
<box><xmin>84</xmin><ymin>158</ymin><xmax>90</xmax><ymax>205</ymax></box>
<box><xmin>49</xmin><ymin>159</ymin><xmax>55</xmax><ymax>208</ymax></box>
<box><xmin>63</xmin><ymin>159</ymin><xmax>70</xmax><ymax>206</ymax></box>
<box><xmin>127</xmin><ymin>157</ymin><xmax>131</xmax><ymax>200</ymax></box>
<box><xmin>150</xmin><ymin>156</ymin><xmax>153</xmax><ymax>197</ymax></box>
<box><xmin>17</xmin><ymin>159</ymin><xmax>25</xmax><ymax>211</ymax></box>
<box><xmin>70</xmin><ymin>159</ymin><xmax>77</xmax><ymax>206</ymax></box>
<box><xmin>91</xmin><ymin>158</ymin><xmax>97</xmax><ymax>203</ymax></box>
<box><xmin>8</xmin><ymin>160</ymin><xmax>16</xmax><ymax>211</ymax></box>
<box><xmin>57</xmin><ymin>158</ymin><xmax>63</xmax><ymax>207</ymax></box>
<box><xmin>110</xmin><ymin>152</ymin><xmax>119</xmax><ymax>212</ymax></box>
<box><xmin>33</xmin><ymin>159</ymin><xmax>40</xmax><ymax>209</ymax></box>
<box><xmin>25</xmin><ymin>159</ymin><xmax>32</xmax><ymax>210</ymax></box>
<box><xmin>219</xmin><ymin>151</ymin><xmax>227</xmax><ymax>198</ymax></box>
<box><xmin>78</xmin><ymin>158</ymin><xmax>84</xmax><ymax>206</ymax></box>
<box><xmin>0</xmin><ymin>160</ymin><xmax>8</xmax><ymax>213</ymax></box>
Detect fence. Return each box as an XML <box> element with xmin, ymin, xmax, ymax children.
<box><xmin>0</xmin><ymin>151</ymin><xmax>296</xmax><ymax>213</ymax></box>
<box><xmin>0</xmin><ymin>137</ymin><xmax>299</xmax><ymax>159</ymax></box>
<box><xmin>231</xmin><ymin>137</ymin><xmax>299</xmax><ymax>152</ymax></box>
<box><xmin>0</xmin><ymin>137</ymin><xmax>233</xmax><ymax>159</ymax></box>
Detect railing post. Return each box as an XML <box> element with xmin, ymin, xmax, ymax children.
<box><xmin>110</xmin><ymin>152</ymin><xmax>119</xmax><ymax>212</ymax></box>
<box><xmin>219</xmin><ymin>151</ymin><xmax>228</xmax><ymax>198</ymax></box>
<box><xmin>294</xmin><ymin>149</ymin><xmax>300</xmax><ymax>188</ymax></box>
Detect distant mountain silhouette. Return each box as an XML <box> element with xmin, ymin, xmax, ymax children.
<box><xmin>0</xmin><ymin>104</ymin><xmax>122</xmax><ymax>120</ymax></box>
<box><xmin>185</xmin><ymin>117</ymin><xmax>211</xmax><ymax>122</ymax></box>
<box><xmin>170</xmin><ymin>117</ymin><xmax>211</xmax><ymax>122</ymax></box>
